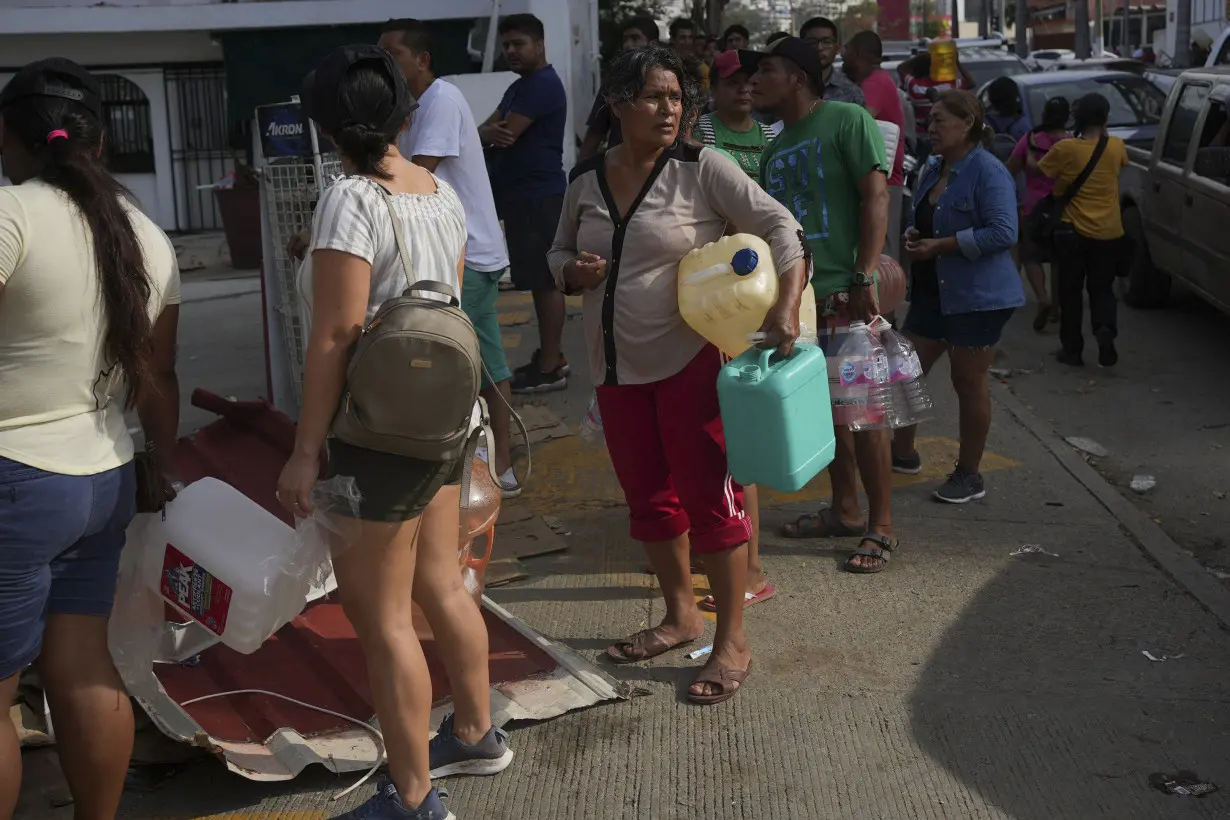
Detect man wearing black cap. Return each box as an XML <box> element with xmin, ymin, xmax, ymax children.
<box><xmin>799</xmin><ymin>16</ymin><xmax>865</xmax><ymax>106</ymax></box>
<box><xmin>747</xmin><ymin>38</ymin><xmax>901</xmax><ymax>574</ymax></box>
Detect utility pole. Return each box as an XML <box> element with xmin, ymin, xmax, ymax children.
<box><xmin>1093</xmin><ymin>0</ymin><xmax>1104</xmax><ymax>55</ymax></box>
<box><xmin>952</xmin><ymin>0</ymin><xmax>961</xmax><ymax>37</ymax></box>
<box><xmin>1074</xmin><ymin>0</ymin><xmax>1091</xmax><ymax>58</ymax></box>
<box><xmin>1016</xmin><ymin>0</ymin><xmax>1030</xmax><ymax>55</ymax></box>
<box><xmin>1121</xmin><ymin>0</ymin><xmax>1130</xmax><ymax>53</ymax></box>
<box><xmin>979</xmin><ymin>0</ymin><xmax>990</xmax><ymax>37</ymax></box>
<box><xmin>1175</xmin><ymin>0</ymin><xmax>1192</xmax><ymax>65</ymax></box>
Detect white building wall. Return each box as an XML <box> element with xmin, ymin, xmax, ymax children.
<box><xmin>1163</xmin><ymin>0</ymin><xmax>1228</xmax><ymax>59</ymax></box>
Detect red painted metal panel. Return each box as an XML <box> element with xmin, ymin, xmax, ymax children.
<box><xmin>163</xmin><ymin>391</ymin><xmax>558</xmax><ymax>744</ymax></box>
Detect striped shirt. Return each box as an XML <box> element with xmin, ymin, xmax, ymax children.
<box><xmin>297</xmin><ymin>175</ymin><xmax>467</xmax><ymax>332</ymax></box>
<box><xmin>695</xmin><ymin>114</ymin><xmax>778</xmax><ymax>178</ymax></box>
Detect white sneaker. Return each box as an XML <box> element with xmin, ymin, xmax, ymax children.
<box><xmin>498</xmin><ymin>468</ymin><xmax>521</xmax><ymax>499</ymax></box>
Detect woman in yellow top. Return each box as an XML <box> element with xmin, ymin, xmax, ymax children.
<box><xmin>1039</xmin><ymin>93</ymin><xmax>1129</xmax><ymax>368</ymax></box>
<box><xmin>0</xmin><ymin>58</ymin><xmax>181</xmax><ymax>818</ymax></box>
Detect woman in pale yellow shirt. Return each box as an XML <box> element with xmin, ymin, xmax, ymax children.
<box><xmin>1040</xmin><ymin>92</ymin><xmax>1129</xmax><ymax>368</ymax></box>
<box><xmin>0</xmin><ymin>58</ymin><xmax>180</xmax><ymax>818</ymax></box>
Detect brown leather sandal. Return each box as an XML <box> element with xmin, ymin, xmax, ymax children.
<box><xmin>781</xmin><ymin>509</ymin><xmax>865</xmax><ymax>539</ymax></box>
<box><xmin>605</xmin><ymin>628</ymin><xmax>699</xmax><ymax>665</ymax></box>
<box><xmin>844</xmin><ymin>535</ymin><xmax>899</xmax><ymax>574</ymax></box>
<box><xmin>687</xmin><ymin>661</ymin><xmax>752</xmax><ymax>705</ymax></box>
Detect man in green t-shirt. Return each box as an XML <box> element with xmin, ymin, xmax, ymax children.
<box><xmin>747</xmin><ymin>37</ymin><xmax>900</xmax><ymax>574</ymax></box>
<box><xmin>696</xmin><ymin>50</ymin><xmax>780</xmax><ymax>178</ymax></box>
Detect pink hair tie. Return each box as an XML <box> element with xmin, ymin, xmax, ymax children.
<box><xmin>46</xmin><ymin>129</ymin><xmax>68</xmax><ymax>143</ymax></box>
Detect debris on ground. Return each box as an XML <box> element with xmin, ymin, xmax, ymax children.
<box><xmin>515</xmin><ymin>404</ymin><xmax>574</xmax><ymax>446</ymax></box>
<box><xmin>1065</xmin><ymin>436</ymin><xmax>1109</xmax><ymax>458</ymax></box>
<box><xmin>1141</xmin><ymin>650</ymin><xmax>1184</xmax><ymax>662</ymax></box>
<box><xmin>989</xmin><ymin>367</ymin><xmax>1034</xmax><ymax>379</ymax></box>
<box><xmin>1149</xmin><ymin>771</ymin><xmax>1219</xmax><ymax>797</ymax></box>
<box><xmin>1130</xmin><ymin>475</ymin><xmax>1157</xmax><ymax>494</ymax></box>
<box><xmin>1011</xmin><ymin>545</ymin><xmax>1059</xmax><ymax>558</ymax></box>
<box><xmin>686</xmin><ymin>645</ymin><xmax>714</xmax><ymax>660</ymax></box>
<box><xmin>1215</xmin><ymin>490</ymin><xmax>1227</xmax><ymax>500</ymax></box>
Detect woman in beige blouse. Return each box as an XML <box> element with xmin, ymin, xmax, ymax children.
<box><xmin>548</xmin><ymin>45</ymin><xmax>807</xmax><ymax>705</ymax></box>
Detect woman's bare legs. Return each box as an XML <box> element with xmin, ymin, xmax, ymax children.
<box><xmin>743</xmin><ymin>485</ymin><xmax>766</xmax><ymax>596</ymax></box>
<box><xmin>690</xmin><ymin>543</ymin><xmax>752</xmax><ymax>698</ymax></box>
<box><xmin>37</xmin><ymin>614</ymin><xmax>134</xmax><ymax>820</ymax></box>
<box><xmin>0</xmin><ymin>673</ymin><xmax>20</xmax><ymax>820</ymax></box>
<box><xmin>949</xmin><ymin>345</ymin><xmax>999</xmax><ymax>474</ymax></box>
<box><xmin>891</xmin><ymin>334</ymin><xmax>948</xmax><ymax>461</ymax></box>
<box><xmin>645</xmin><ymin>534</ymin><xmax>706</xmax><ymax>646</ymax></box>
<box><xmin>333</xmin><ymin>514</ymin><xmax>433</xmax><ymax>808</ymax></box>
<box><xmin>411</xmin><ymin>485</ymin><xmax>492</xmax><ymax>745</ymax></box>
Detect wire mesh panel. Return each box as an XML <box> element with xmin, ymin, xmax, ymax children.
<box><xmin>260</xmin><ymin>153</ymin><xmax>341</xmax><ymax>408</ymax></box>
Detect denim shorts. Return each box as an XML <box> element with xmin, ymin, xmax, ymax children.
<box><xmin>0</xmin><ymin>457</ymin><xmax>136</xmax><ymax>679</ymax></box>
<box><xmin>903</xmin><ymin>289</ymin><xmax>1015</xmax><ymax>349</ymax></box>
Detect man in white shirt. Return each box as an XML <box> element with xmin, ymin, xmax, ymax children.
<box><xmin>380</xmin><ymin>18</ymin><xmax>519</xmax><ymax>497</ymax></box>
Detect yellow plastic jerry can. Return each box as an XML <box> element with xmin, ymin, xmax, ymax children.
<box><xmin>678</xmin><ymin>233</ymin><xmax>818</xmax><ymax>359</ymax></box>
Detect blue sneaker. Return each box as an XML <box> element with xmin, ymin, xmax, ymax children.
<box><xmin>429</xmin><ymin>714</ymin><xmax>514</xmax><ymax>779</ymax></box>
<box><xmin>330</xmin><ymin>778</ymin><xmax>454</xmax><ymax>820</ymax></box>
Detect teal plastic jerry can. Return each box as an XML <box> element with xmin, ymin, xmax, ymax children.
<box><xmin>716</xmin><ymin>343</ymin><xmax>835</xmax><ymax>493</ymax></box>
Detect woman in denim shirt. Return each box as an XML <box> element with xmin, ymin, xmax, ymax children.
<box><xmin>893</xmin><ymin>91</ymin><xmax>1024</xmax><ymax>504</ymax></box>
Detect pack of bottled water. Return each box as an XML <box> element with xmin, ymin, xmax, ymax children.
<box><xmin>881</xmin><ymin>327</ymin><xmax>933</xmax><ymax>429</ymax></box>
<box><xmin>831</xmin><ymin>319</ymin><xmax>932</xmax><ymax>431</ymax></box>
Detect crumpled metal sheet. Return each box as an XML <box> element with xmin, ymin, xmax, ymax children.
<box><xmin>117</xmin><ymin>390</ymin><xmax>625</xmax><ymax>780</ymax></box>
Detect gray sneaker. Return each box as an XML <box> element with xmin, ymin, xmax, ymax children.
<box><xmin>330</xmin><ymin>778</ymin><xmax>453</xmax><ymax>820</ymax></box>
<box><xmin>428</xmin><ymin>714</ymin><xmax>514</xmax><ymax>779</ymax></box>
<box><xmin>933</xmin><ymin>467</ymin><xmax>986</xmax><ymax>504</ymax></box>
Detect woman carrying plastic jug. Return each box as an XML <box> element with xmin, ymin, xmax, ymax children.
<box><xmin>549</xmin><ymin>45</ymin><xmax>807</xmax><ymax>705</ymax></box>
<box><xmin>894</xmin><ymin>91</ymin><xmax>1024</xmax><ymax>504</ymax></box>
<box><xmin>0</xmin><ymin>59</ymin><xmax>181</xmax><ymax>820</ymax></box>
<box><xmin>277</xmin><ymin>47</ymin><xmax>511</xmax><ymax>820</ymax></box>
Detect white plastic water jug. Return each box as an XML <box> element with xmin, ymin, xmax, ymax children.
<box><xmin>143</xmin><ymin>477</ymin><xmax>310</xmax><ymax>654</ymax></box>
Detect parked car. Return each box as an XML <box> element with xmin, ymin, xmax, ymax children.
<box><xmin>1120</xmin><ymin>67</ymin><xmax>1230</xmax><ymax>314</ymax></box>
<box><xmin>1046</xmin><ymin>57</ymin><xmax>1148</xmax><ymax>75</ymax></box>
<box><xmin>1027</xmin><ymin>48</ymin><xmax>1074</xmax><ymax>70</ymax></box>
<box><xmin>954</xmin><ymin>46</ymin><xmax>1031</xmax><ymax>88</ymax></box>
<box><xmin>1146</xmin><ymin>68</ymin><xmax>1185</xmax><ymax>96</ymax></box>
<box><xmin>978</xmin><ymin>70</ymin><xmax>1167</xmax><ymax>149</ymax></box>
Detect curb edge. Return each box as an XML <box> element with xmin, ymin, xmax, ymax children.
<box><xmin>991</xmin><ymin>381</ymin><xmax>1230</xmax><ymax>630</ymax></box>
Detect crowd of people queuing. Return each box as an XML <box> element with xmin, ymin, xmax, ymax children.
<box><xmin>0</xmin><ymin>10</ymin><xmax>1133</xmax><ymax>820</ymax></box>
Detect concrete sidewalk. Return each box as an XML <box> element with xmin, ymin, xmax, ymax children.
<box><xmin>17</xmin><ymin>296</ymin><xmax>1230</xmax><ymax>820</ymax></box>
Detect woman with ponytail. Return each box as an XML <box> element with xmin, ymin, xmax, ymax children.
<box><xmin>0</xmin><ymin>58</ymin><xmax>181</xmax><ymax>818</ymax></box>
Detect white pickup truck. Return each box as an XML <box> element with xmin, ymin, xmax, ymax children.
<box><xmin>1119</xmin><ymin>67</ymin><xmax>1230</xmax><ymax>314</ymax></box>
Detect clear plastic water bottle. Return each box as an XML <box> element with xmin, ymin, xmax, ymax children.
<box><xmin>881</xmin><ymin>328</ymin><xmax>933</xmax><ymax>428</ymax></box>
<box><xmin>579</xmin><ymin>392</ymin><xmax>604</xmax><ymax>447</ymax></box>
<box><xmin>831</xmin><ymin>321</ymin><xmax>891</xmax><ymax>430</ymax></box>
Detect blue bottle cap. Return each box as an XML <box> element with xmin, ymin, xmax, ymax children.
<box><xmin>731</xmin><ymin>248</ymin><xmax>759</xmax><ymax>276</ymax></box>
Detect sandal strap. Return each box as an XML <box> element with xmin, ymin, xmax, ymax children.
<box><xmin>858</xmin><ymin>534</ymin><xmax>897</xmax><ymax>553</ymax></box>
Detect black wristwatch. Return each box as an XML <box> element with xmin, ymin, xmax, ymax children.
<box><xmin>851</xmin><ymin>271</ymin><xmax>875</xmax><ymax>288</ymax></box>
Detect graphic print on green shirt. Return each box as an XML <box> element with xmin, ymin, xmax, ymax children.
<box><xmin>697</xmin><ymin>113</ymin><xmax>776</xmax><ymax>178</ymax></box>
<box><xmin>760</xmin><ymin>102</ymin><xmax>888</xmax><ymax>299</ymax></box>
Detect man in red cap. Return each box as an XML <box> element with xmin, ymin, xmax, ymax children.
<box><xmin>695</xmin><ymin>50</ymin><xmax>780</xmax><ymax>179</ymax></box>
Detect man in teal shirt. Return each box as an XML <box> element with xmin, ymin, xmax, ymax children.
<box><xmin>748</xmin><ymin>37</ymin><xmax>900</xmax><ymax>574</ymax></box>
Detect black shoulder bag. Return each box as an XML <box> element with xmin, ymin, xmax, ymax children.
<box><xmin>1028</xmin><ymin>134</ymin><xmax>1108</xmax><ymax>245</ymax></box>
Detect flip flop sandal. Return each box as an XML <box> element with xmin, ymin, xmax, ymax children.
<box><xmin>698</xmin><ymin>584</ymin><xmax>777</xmax><ymax>613</ymax></box>
<box><xmin>605</xmin><ymin>628</ymin><xmax>698</xmax><ymax>665</ymax></box>
<box><xmin>687</xmin><ymin>661</ymin><xmax>752</xmax><ymax>706</ymax></box>
<box><xmin>844</xmin><ymin>535</ymin><xmax>899</xmax><ymax>574</ymax></box>
<box><xmin>781</xmin><ymin>509</ymin><xmax>866</xmax><ymax>539</ymax></box>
